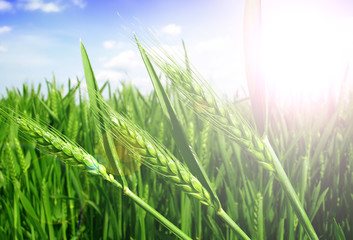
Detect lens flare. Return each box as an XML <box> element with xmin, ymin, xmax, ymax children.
<box><xmin>261</xmin><ymin>2</ymin><xmax>353</xmax><ymax>104</ymax></box>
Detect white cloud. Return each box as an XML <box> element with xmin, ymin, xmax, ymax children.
<box><xmin>18</xmin><ymin>0</ymin><xmax>62</xmax><ymax>13</ymax></box>
<box><xmin>71</xmin><ymin>0</ymin><xmax>86</xmax><ymax>8</ymax></box>
<box><xmin>195</xmin><ymin>37</ymin><xmax>231</xmax><ymax>53</ymax></box>
<box><xmin>103</xmin><ymin>40</ymin><xmax>125</xmax><ymax>49</ymax></box>
<box><xmin>160</xmin><ymin>24</ymin><xmax>182</xmax><ymax>36</ymax></box>
<box><xmin>186</xmin><ymin>37</ymin><xmax>245</xmax><ymax>98</ymax></box>
<box><xmin>1</xmin><ymin>52</ymin><xmax>54</xmax><ymax>67</ymax></box>
<box><xmin>0</xmin><ymin>45</ymin><xmax>7</xmax><ymax>52</ymax></box>
<box><xmin>0</xmin><ymin>0</ymin><xmax>12</xmax><ymax>12</ymax></box>
<box><xmin>103</xmin><ymin>40</ymin><xmax>115</xmax><ymax>49</ymax></box>
<box><xmin>96</xmin><ymin>70</ymin><xmax>124</xmax><ymax>82</ymax></box>
<box><xmin>95</xmin><ymin>70</ymin><xmax>127</xmax><ymax>93</ymax></box>
<box><xmin>103</xmin><ymin>50</ymin><xmax>143</xmax><ymax>70</ymax></box>
<box><xmin>0</xmin><ymin>26</ymin><xmax>11</xmax><ymax>34</ymax></box>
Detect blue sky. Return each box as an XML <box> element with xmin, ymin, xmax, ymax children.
<box><xmin>0</xmin><ymin>0</ymin><xmax>243</xmax><ymax>97</ymax></box>
<box><xmin>1</xmin><ymin>0</ymin><xmax>353</xmax><ymax>101</ymax></box>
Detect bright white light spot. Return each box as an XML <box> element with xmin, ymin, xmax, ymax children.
<box><xmin>262</xmin><ymin>5</ymin><xmax>352</xmax><ymax>104</ymax></box>
<box><xmin>195</xmin><ymin>37</ymin><xmax>231</xmax><ymax>53</ymax></box>
<box><xmin>96</xmin><ymin>70</ymin><xmax>124</xmax><ymax>82</ymax></box>
<box><xmin>160</xmin><ymin>24</ymin><xmax>182</xmax><ymax>36</ymax></box>
<box><xmin>103</xmin><ymin>40</ymin><xmax>124</xmax><ymax>49</ymax></box>
<box><xmin>103</xmin><ymin>40</ymin><xmax>117</xmax><ymax>49</ymax></box>
<box><xmin>103</xmin><ymin>50</ymin><xmax>143</xmax><ymax>70</ymax></box>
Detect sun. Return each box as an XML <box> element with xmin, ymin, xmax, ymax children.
<box><xmin>261</xmin><ymin>2</ymin><xmax>353</xmax><ymax>104</ymax></box>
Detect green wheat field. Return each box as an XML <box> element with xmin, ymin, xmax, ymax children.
<box><xmin>0</xmin><ymin>36</ymin><xmax>352</xmax><ymax>240</ymax></box>
<box><xmin>1</xmin><ymin>0</ymin><xmax>353</xmax><ymax>237</ymax></box>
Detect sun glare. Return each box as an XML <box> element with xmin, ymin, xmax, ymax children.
<box><xmin>261</xmin><ymin>3</ymin><xmax>353</xmax><ymax>104</ymax></box>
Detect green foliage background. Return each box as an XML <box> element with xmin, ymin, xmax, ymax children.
<box><xmin>1</xmin><ymin>75</ymin><xmax>352</xmax><ymax>239</ymax></box>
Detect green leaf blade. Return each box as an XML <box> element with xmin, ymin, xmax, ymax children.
<box><xmin>135</xmin><ymin>35</ymin><xmax>221</xmax><ymax>209</ymax></box>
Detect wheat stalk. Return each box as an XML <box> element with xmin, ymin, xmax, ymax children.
<box><xmin>154</xmin><ymin>62</ymin><xmax>274</xmax><ymax>171</ymax></box>
<box><xmin>107</xmin><ymin>112</ymin><xmax>251</xmax><ymax>238</ymax></box>
<box><xmin>0</xmin><ymin>109</ymin><xmax>192</xmax><ymax>240</ymax></box>
<box><xmin>92</xmin><ymin>98</ymin><xmax>214</xmax><ymax>207</ymax></box>
<box><xmin>140</xmin><ymin>43</ymin><xmax>318</xmax><ymax>240</ymax></box>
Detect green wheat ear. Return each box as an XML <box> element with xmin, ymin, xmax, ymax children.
<box><xmin>0</xmin><ymin>107</ymin><xmax>193</xmax><ymax>240</ymax></box>
<box><xmin>137</xmin><ymin>40</ymin><xmax>318</xmax><ymax>240</ymax></box>
<box><xmin>81</xmin><ymin>39</ymin><xmax>250</xmax><ymax>239</ymax></box>
<box><xmin>143</xmin><ymin>52</ymin><xmax>275</xmax><ymax>172</ymax></box>
<box><xmin>15</xmin><ymin>116</ymin><xmax>113</xmax><ymax>181</ymax></box>
<box><xmin>89</xmin><ymin>93</ymin><xmax>214</xmax><ymax>207</ymax></box>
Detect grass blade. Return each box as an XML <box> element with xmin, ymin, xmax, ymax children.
<box><xmin>80</xmin><ymin>41</ymin><xmax>127</xmax><ymax>187</ymax></box>
<box><xmin>135</xmin><ymin>34</ymin><xmax>251</xmax><ymax>240</ymax></box>
<box><xmin>263</xmin><ymin>137</ymin><xmax>318</xmax><ymax>240</ymax></box>
<box><xmin>135</xmin><ymin>35</ymin><xmax>220</xmax><ymax>209</ymax></box>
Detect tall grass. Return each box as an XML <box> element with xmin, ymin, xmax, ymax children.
<box><xmin>1</xmin><ymin>5</ymin><xmax>353</xmax><ymax>239</ymax></box>
<box><xmin>1</xmin><ymin>65</ymin><xmax>352</xmax><ymax>239</ymax></box>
